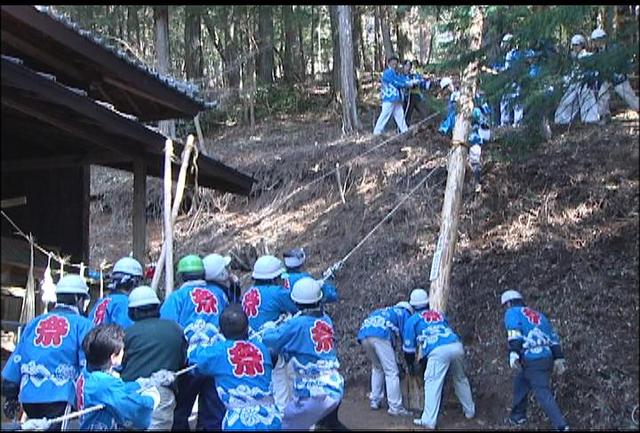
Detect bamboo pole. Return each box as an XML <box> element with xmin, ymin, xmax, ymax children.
<box><xmin>151</xmin><ymin>135</ymin><xmax>196</xmax><ymax>292</ymax></box>
<box><xmin>163</xmin><ymin>139</ymin><xmax>174</xmax><ymax>295</ymax></box>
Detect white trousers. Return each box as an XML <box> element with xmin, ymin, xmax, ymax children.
<box><xmin>273</xmin><ymin>356</ymin><xmax>293</xmax><ymax>414</ymax></box>
<box><xmin>148</xmin><ymin>386</ymin><xmax>176</xmax><ymax>430</ymax></box>
<box><xmin>282</xmin><ymin>395</ymin><xmax>340</xmax><ymax>430</ymax></box>
<box><xmin>361</xmin><ymin>337</ymin><xmax>403</xmax><ymax>411</ymax></box>
<box><xmin>500</xmin><ymin>95</ymin><xmax>523</xmax><ymax>127</ymax></box>
<box><xmin>373</xmin><ymin>101</ymin><xmax>409</xmax><ymax>135</ymax></box>
<box><xmin>554</xmin><ymin>82</ymin><xmax>599</xmax><ymax>124</ymax></box>
<box><xmin>597</xmin><ymin>80</ymin><xmax>640</xmax><ymax>116</ymax></box>
<box><xmin>418</xmin><ymin>341</ymin><xmax>475</xmax><ymax>428</ymax></box>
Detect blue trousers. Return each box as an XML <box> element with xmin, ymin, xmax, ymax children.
<box><xmin>172</xmin><ymin>373</ymin><xmax>225</xmax><ymax>431</ymax></box>
<box><xmin>512</xmin><ymin>357</ymin><xmax>567</xmax><ymax>430</ymax></box>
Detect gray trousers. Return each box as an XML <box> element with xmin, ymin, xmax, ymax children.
<box><xmin>418</xmin><ymin>341</ymin><xmax>475</xmax><ymax>428</ymax></box>
<box><xmin>148</xmin><ymin>386</ymin><xmax>176</xmax><ymax>430</ymax></box>
<box><xmin>361</xmin><ymin>337</ymin><xmax>404</xmax><ymax>411</ymax></box>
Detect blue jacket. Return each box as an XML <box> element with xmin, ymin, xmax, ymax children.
<box><xmin>75</xmin><ymin>368</ymin><xmax>156</xmax><ymax>430</ymax></box>
<box><xmin>189</xmin><ymin>339</ymin><xmax>281</xmax><ymax>430</ymax></box>
<box><xmin>1</xmin><ymin>305</ymin><xmax>93</xmax><ymax>405</ymax></box>
<box><xmin>380</xmin><ymin>67</ymin><xmax>411</xmax><ymax>103</ymax></box>
<box><xmin>241</xmin><ymin>283</ymin><xmax>299</xmax><ymax>334</ymax></box>
<box><xmin>404</xmin><ymin>72</ymin><xmax>431</xmax><ymax>101</ymax></box>
<box><xmin>283</xmin><ymin>271</ymin><xmax>338</xmax><ymax>303</ymax></box>
<box><xmin>262</xmin><ymin>313</ymin><xmax>344</xmax><ymax>401</ymax></box>
<box><xmin>357</xmin><ymin>305</ymin><xmax>411</xmax><ymax>346</ymax></box>
<box><xmin>504</xmin><ymin>306</ymin><xmax>563</xmax><ymax>363</ymax></box>
<box><xmin>402</xmin><ymin>309</ymin><xmax>459</xmax><ymax>359</ymax></box>
<box><xmin>438</xmin><ymin>91</ymin><xmax>460</xmax><ymax>136</ymax></box>
<box><xmin>88</xmin><ymin>292</ymin><xmax>133</xmax><ymax>329</ymax></box>
<box><xmin>160</xmin><ymin>280</ymin><xmax>228</xmax><ymax>353</ymax></box>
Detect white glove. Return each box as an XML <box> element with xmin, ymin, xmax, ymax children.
<box><xmin>140</xmin><ymin>386</ymin><xmax>161</xmax><ymax>410</ymax></box>
<box><xmin>323</xmin><ymin>262</ymin><xmax>342</xmax><ymax>280</ymax></box>
<box><xmin>509</xmin><ymin>352</ymin><xmax>521</xmax><ymax>369</ymax></box>
<box><xmin>21</xmin><ymin>418</ymin><xmax>52</xmax><ymax>431</ymax></box>
<box><xmin>150</xmin><ymin>369</ymin><xmax>176</xmax><ymax>387</ymax></box>
<box><xmin>553</xmin><ymin>359</ymin><xmax>567</xmax><ymax>376</ymax></box>
<box><xmin>135</xmin><ymin>377</ymin><xmax>154</xmax><ymax>390</ymax></box>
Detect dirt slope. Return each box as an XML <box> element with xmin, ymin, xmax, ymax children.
<box><xmin>90</xmin><ymin>106</ymin><xmax>639</xmax><ymax>430</ymax></box>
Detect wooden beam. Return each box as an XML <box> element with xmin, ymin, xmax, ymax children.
<box><xmin>132</xmin><ymin>160</ymin><xmax>147</xmax><ymax>263</ymax></box>
<box><xmin>1</xmin><ymin>152</ymin><xmax>126</xmax><ymax>172</ymax></box>
<box><xmin>1</xmin><ymin>197</ymin><xmax>27</xmax><ymax>209</ymax></box>
<box><xmin>2</xmin><ymin>5</ymin><xmax>204</xmax><ymax>121</ymax></box>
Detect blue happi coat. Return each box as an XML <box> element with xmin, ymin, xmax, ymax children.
<box><xmin>282</xmin><ymin>271</ymin><xmax>338</xmax><ymax>303</ymax></box>
<box><xmin>405</xmin><ymin>72</ymin><xmax>431</xmax><ymax>101</ymax></box>
<box><xmin>380</xmin><ymin>66</ymin><xmax>411</xmax><ymax>103</ymax></box>
<box><xmin>402</xmin><ymin>309</ymin><xmax>459</xmax><ymax>360</ymax></box>
<box><xmin>189</xmin><ymin>339</ymin><xmax>281</xmax><ymax>430</ymax></box>
<box><xmin>357</xmin><ymin>305</ymin><xmax>411</xmax><ymax>346</ymax></box>
<box><xmin>1</xmin><ymin>305</ymin><xmax>93</xmax><ymax>405</ymax></box>
<box><xmin>75</xmin><ymin>368</ymin><xmax>157</xmax><ymax>430</ymax></box>
<box><xmin>241</xmin><ymin>283</ymin><xmax>299</xmax><ymax>334</ymax></box>
<box><xmin>160</xmin><ymin>279</ymin><xmax>228</xmax><ymax>353</ymax></box>
<box><xmin>438</xmin><ymin>90</ymin><xmax>460</xmax><ymax>136</ymax></box>
<box><xmin>262</xmin><ymin>313</ymin><xmax>344</xmax><ymax>401</ymax></box>
<box><xmin>88</xmin><ymin>292</ymin><xmax>133</xmax><ymax>329</ymax></box>
<box><xmin>504</xmin><ymin>306</ymin><xmax>563</xmax><ymax>363</ymax></box>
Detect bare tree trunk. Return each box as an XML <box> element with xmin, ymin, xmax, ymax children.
<box><xmin>185</xmin><ymin>6</ymin><xmax>203</xmax><ymax>81</ymax></box>
<box><xmin>358</xmin><ymin>11</ymin><xmax>368</xmax><ymax>72</ymax></box>
<box><xmin>297</xmin><ymin>9</ymin><xmax>306</xmax><ymax>79</ymax></box>
<box><xmin>374</xmin><ymin>10</ymin><xmax>381</xmax><ymax>71</ymax></box>
<box><xmin>380</xmin><ymin>6</ymin><xmax>395</xmax><ymax>60</ymax></box>
<box><xmin>395</xmin><ymin>8</ymin><xmax>409</xmax><ymax>60</ymax></box>
<box><xmin>428</xmin><ymin>6</ymin><xmax>485</xmax><ymax>314</ymax></box>
<box><xmin>282</xmin><ymin>5</ymin><xmax>299</xmax><ymax>82</ymax></box>
<box><xmin>154</xmin><ymin>6</ymin><xmax>175</xmax><ymax>139</ymax></box>
<box><xmin>338</xmin><ymin>5</ymin><xmax>362</xmax><ymax>134</ymax></box>
<box><xmin>425</xmin><ymin>7</ymin><xmax>440</xmax><ymax>66</ymax></box>
<box><xmin>127</xmin><ymin>6</ymin><xmax>141</xmax><ymax>54</ymax></box>
<box><xmin>352</xmin><ymin>6</ymin><xmax>362</xmax><ymax>70</ymax></box>
<box><xmin>257</xmin><ymin>6</ymin><xmax>274</xmax><ymax>84</ymax></box>
<box><xmin>330</xmin><ymin>5</ymin><xmax>341</xmax><ymax>96</ymax></box>
<box><xmin>310</xmin><ymin>6</ymin><xmax>316</xmax><ymax>77</ymax></box>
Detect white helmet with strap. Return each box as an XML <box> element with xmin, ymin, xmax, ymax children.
<box><xmin>291</xmin><ymin>277</ymin><xmax>323</xmax><ymax>304</ymax></box>
<box><xmin>112</xmin><ymin>257</ymin><xmax>143</xmax><ymax>276</ymax></box>
<box><xmin>502</xmin><ymin>33</ymin><xmax>514</xmax><ymax>43</ymax></box>
<box><xmin>283</xmin><ymin>248</ymin><xmax>306</xmax><ymax>268</ymax></box>
<box><xmin>203</xmin><ymin>254</ymin><xmax>232</xmax><ymax>281</ymax></box>
<box><xmin>591</xmin><ymin>28</ymin><xmax>607</xmax><ymax>40</ymax></box>
<box><xmin>128</xmin><ymin>285</ymin><xmax>161</xmax><ymax>308</ymax></box>
<box><xmin>56</xmin><ymin>274</ymin><xmax>89</xmax><ymax>297</ymax></box>
<box><xmin>409</xmin><ymin>288</ymin><xmax>429</xmax><ymax>308</ymax></box>
<box><xmin>252</xmin><ymin>255</ymin><xmax>286</xmax><ymax>280</ymax></box>
<box><xmin>571</xmin><ymin>34</ymin><xmax>586</xmax><ymax>46</ymax></box>
<box><xmin>501</xmin><ymin>289</ymin><xmax>523</xmax><ymax>305</ymax></box>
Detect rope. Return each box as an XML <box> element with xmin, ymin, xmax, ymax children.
<box><xmin>277</xmin><ymin>111</ymin><xmax>440</xmax><ymax>207</ymax></box>
<box><xmin>331</xmin><ymin>163</ymin><xmax>444</xmax><ymax>272</ymax></box>
<box><xmin>23</xmin><ymin>365</ymin><xmax>199</xmax><ymax>427</ymax></box>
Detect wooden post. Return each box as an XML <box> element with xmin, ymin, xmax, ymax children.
<box><xmin>163</xmin><ymin>139</ymin><xmax>174</xmax><ymax>296</ymax></box>
<box><xmin>428</xmin><ymin>6</ymin><xmax>485</xmax><ymax>314</ymax></box>
<box><xmin>403</xmin><ymin>5</ymin><xmax>486</xmax><ymax>408</ymax></box>
<box><xmin>132</xmin><ymin>160</ymin><xmax>147</xmax><ymax>263</ymax></box>
<box><xmin>151</xmin><ymin>135</ymin><xmax>196</xmax><ymax>291</ymax></box>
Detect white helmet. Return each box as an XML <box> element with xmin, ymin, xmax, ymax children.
<box><xmin>409</xmin><ymin>288</ymin><xmax>429</xmax><ymax>308</ymax></box>
<box><xmin>112</xmin><ymin>257</ymin><xmax>143</xmax><ymax>277</ymax></box>
<box><xmin>56</xmin><ymin>274</ymin><xmax>89</xmax><ymax>297</ymax></box>
<box><xmin>252</xmin><ymin>255</ymin><xmax>286</xmax><ymax>280</ymax></box>
<box><xmin>439</xmin><ymin>77</ymin><xmax>453</xmax><ymax>90</ymax></box>
<box><xmin>591</xmin><ymin>28</ymin><xmax>606</xmax><ymax>40</ymax></box>
<box><xmin>502</xmin><ymin>33</ymin><xmax>514</xmax><ymax>43</ymax></box>
<box><xmin>501</xmin><ymin>289</ymin><xmax>523</xmax><ymax>305</ymax></box>
<box><xmin>283</xmin><ymin>248</ymin><xmax>306</xmax><ymax>268</ymax></box>
<box><xmin>128</xmin><ymin>285</ymin><xmax>161</xmax><ymax>308</ymax></box>
<box><xmin>203</xmin><ymin>254</ymin><xmax>232</xmax><ymax>281</ymax></box>
<box><xmin>571</xmin><ymin>34</ymin><xmax>586</xmax><ymax>46</ymax></box>
<box><xmin>290</xmin><ymin>277</ymin><xmax>323</xmax><ymax>304</ymax></box>
<box><xmin>395</xmin><ymin>301</ymin><xmax>414</xmax><ymax>314</ymax></box>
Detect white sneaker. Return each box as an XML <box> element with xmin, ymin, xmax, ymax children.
<box><xmin>387</xmin><ymin>407</ymin><xmax>411</xmax><ymax>417</ymax></box>
<box><xmin>370</xmin><ymin>400</ymin><xmax>382</xmax><ymax>410</ymax></box>
<box><xmin>413</xmin><ymin>418</ymin><xmax>436</xmax><ymax>429</ymax></box>
<box><xmin>464</xmin><ymin>410</ymin><xmax>475</xmax><ymax>419</ymax></box>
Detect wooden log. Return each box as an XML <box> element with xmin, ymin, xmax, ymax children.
<box><xmin>163</xmin><ymin>139</ymin><xmax>174</xmax><ymax>296</ymax></box>
<box><xmin>151</xmin><ymin>135</ymin><xmax>196</xmax><ymax>291</ymax></box>
<box><xmin>132</xmin><ymin>160</ymin><xmax>147</xmax><ymax>263</ymax></box>
<box><xmin>0</xmin><ymin>197</ymin><xmax>26</xmax><ymax>209</ymax></box>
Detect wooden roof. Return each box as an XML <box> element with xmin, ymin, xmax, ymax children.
<box><xmin>1</xmin><ymin>56</ymin><xmax>254</xmax><ymax>195</ymax></box>
<box><xmin>1</xmin><ymin>5</ymin><xmax>210</xmax><ymax>121</ymax></box>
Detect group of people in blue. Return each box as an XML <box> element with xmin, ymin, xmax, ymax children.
<box><xmin>1</xmin><ymin>249</ymin><xmax>345</xmax><ymax>431</ymax></box>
